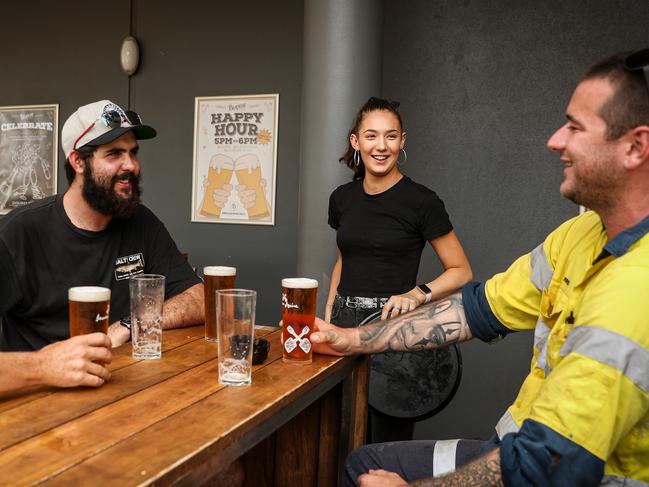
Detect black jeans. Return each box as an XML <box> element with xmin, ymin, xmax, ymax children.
<box><xmin>342</xmin><ymin>434</ymin><xmax>500</xmax><ymax>487</ymax></box>
<box><xmin>343</xmin><ymin>438</ymin><xmax>494</xmax><ymax>487</ymax></box>
<box><xmin>331</xmin><ymin>295</ymin><xmax>416</xmax><ymax>444</ymax></box>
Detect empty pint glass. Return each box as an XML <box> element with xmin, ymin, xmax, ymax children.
<box><xmin>130</xmin><ymin>274</ymin><xmax>165</xmax><ymax>360</ymax></box>
<box><xmin>203</xmin><ymin>266</ymin><xmax>237</xmax><ymax>342</ymax></box>
<box><xmin>68</xmin><ymin>286</ymin><xmax>111</xmax><ymax>337</ymax></box>
<box><xmin>216</xmin><ymin>289</ymin><xmax>256</xmax><ymax>386</ymax></box>
<box><xmin>281</xmin><ymin>278</ymin><xmax>318</xmax><ymax>364</ymax></box>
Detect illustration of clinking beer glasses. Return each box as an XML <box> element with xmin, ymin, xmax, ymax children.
<box><xmin>200</xmin><ymin>154</ymin><xmax>270</xmax><ymax>220</ymax></box>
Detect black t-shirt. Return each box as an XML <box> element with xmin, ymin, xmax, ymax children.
<box><xmin>0</xmin><ymin>195</ymin><xmax>201</xmax><ymax>351</ymax></box>
<box><xmin>328</xmin><ymin>176</ymin><xmax>452</xmax><ymax>298</ymax></box>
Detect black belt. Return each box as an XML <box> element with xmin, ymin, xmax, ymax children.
<box><xmin>337</xmin><ymin>295</ymin><xmax>389</xmax><ymax>309</ymax></box>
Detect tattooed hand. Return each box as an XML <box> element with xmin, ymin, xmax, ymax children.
<box><xmin>311</xmin><ymin>318</ymin><xmax>358</xmax><ymax>356</ymax></box>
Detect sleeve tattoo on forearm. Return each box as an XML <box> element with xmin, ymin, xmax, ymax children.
<box><xmin>410</xmin><ymin>448</ymin><xmax>504</xmax><ymax>487</ymax></box>
<box><xmin>358</xmin><ymin>292</ymin><xmax>470</xmax><ymax>353</ymax></box>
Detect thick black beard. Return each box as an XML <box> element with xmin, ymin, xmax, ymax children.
<box><xmin>82</xmin><ymin>163</ymin><xmax>142</xmax><ymax>219</ymax></box>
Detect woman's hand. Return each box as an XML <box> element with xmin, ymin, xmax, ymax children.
<box><xmin>381</xmin><ymin>289</ymin><xmax>425</xmax><ymax>320</ymax></box>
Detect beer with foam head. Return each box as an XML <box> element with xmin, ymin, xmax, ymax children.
<box><xmin>68</xmin><ymin>286</ymin><xmax>111</xmax><ymax>337</ymax></box>
<box><xmin>203</xmin><ymin>266</ymin><xmax>236</xmax><ymax>341</ymax></box>
<box><xmin>281</xmin><ymin>278</ymin><xmax>318</xmax><ymax>364</ymax></box>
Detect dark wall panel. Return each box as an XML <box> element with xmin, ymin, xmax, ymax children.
<box><xmin>130</xmin><ymin>0</ymin><xmax>304</xmax><ymax>324</ymax></box>
<box><xmin>381</xmin><ymin>0</ymin><xmax>649</xmax><ymax>440</ymax></box>
<box><xmin>1</xmin><ymin>1</ymin><xmax>130</xmax><ymax>194</ymax></box>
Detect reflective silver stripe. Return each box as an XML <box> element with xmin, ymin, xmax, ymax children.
<box><xmin>600</xmin><ymin>475</ymin><xmax>649</xmax><ymax>486</ymax></box>
<box><xmin>529</xmin><ymin>243</ymin><xmax>553</xmax><ymax>291</ymax></box>
<box><xmin>560</xmin><ymin>326</ymin><xmax>649</xmax><ymax>394</ymax></box>
<box><xmin>495</xmin><ymin>410</ymin><xmax>520</xmax><ymax>440</ymax></box>
<box><xmin>433</xmin><ymin>439</ymin><xmax>459</xmax><ymax>477</ymax></box>
<box><xmin>534</xmin><ymin>319</ymin><xmax>552</xmax><ymax>374</ymax></box>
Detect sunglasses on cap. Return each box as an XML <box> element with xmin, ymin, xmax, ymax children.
<box><xmin>624</xmin><ymin>48</ymin><xmax>649</xmax><ymax>94</ymax></box>
<box><xmin>72</xmin><ymin>109</ymin><xmax>143</xmax><ymax>151</ymax></box>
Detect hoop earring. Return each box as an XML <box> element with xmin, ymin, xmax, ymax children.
<box><xmin>398</xmin><ymin>148</ymin><xmax>407</xmax><ymax>165</ymax></box>
<box><xmin>353</xmin><ymin>149</ymin><xmax>360</xmax><ymax>167</ymax></box>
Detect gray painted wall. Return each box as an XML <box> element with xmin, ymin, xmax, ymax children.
<box><xmin>2</xmin><ymin>1</ymin><xmax>131</xmax><ymax>193</ymax></box>
<box><xmin>379</xmin><ymin>0</ymin><xmax>649</xmax><ymax>440</ymax></box>
<box><xmin>130</xmin><ymin>0</ymin><xmax>304</xmax><ymax>324</ymax></box>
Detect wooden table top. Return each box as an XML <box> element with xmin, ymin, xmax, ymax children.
<box><xmin>0</xmin><ymin>325</ymin><xmax>360</xmax><ymax>486</ymax></box>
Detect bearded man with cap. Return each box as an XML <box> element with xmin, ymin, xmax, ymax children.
<box><xmin>0</xmin><ymin>100</ymin><xmax>203</xmax><ymax>393</ymax></box>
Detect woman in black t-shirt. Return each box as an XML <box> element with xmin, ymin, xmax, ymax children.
<box><xmin>325</xmin><ymin>97</ymin><xmax>473</xmax><ymax>327</ymax></box>
<box><xmin>325</xmin><ymin>97</ymin><xmax>473</xmax><ymax>442</ymax></box>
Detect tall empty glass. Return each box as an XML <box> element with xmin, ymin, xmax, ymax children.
<box><xmin>129</xmin><ymin>274</ymin><xmax>165</xmax><ymax>359</ymax></box>
<box><xmin>216</xmin><ymin>289</ymin><xmax>256</xmax><ymax>386</ymax></box>
<box><xmin>203</xmin><ymin>266</ymin><xmax>236</xmax><ymax>342</ymax></box>
<box><xmin>281</xmin><ymin>278</ymin><xmax>318</xmax><ymax>364</ymax></box>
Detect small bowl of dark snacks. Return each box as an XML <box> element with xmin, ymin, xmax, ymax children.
<box><xmin>252</xmin><ymin>337</ymin><xmax>270</xmax><ymax>365</ymax></box>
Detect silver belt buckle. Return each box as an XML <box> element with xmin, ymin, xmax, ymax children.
<box><xmin>345</xmin><ymin>297</ymin><xmax>359</xmax><ymax>308</ymax></box>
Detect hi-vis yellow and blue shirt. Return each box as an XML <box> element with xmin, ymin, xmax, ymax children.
<box><xmin>462</xmin><ymin>211</ymin><xmax>649</xmax><ymax>487</ymax></box>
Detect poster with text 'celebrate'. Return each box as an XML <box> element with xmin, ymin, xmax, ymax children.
<box><xmin>0</xmin><ymin>104</ymin><xmax>58</xmax><ymax>215</ymax></box>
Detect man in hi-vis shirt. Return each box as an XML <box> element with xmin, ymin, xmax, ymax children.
<box><xmin>313</xmin><ymin>50</ymin><xmax>649</xmax><ymax>486</ymax></box>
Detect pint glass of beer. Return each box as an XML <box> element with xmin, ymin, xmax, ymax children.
<box><xmin>281</xmin><ymin>278</ymin><xmax>318</xmax><ymax>364</ymax></box>
<box><xmin>68</xmin><ymin>286</ymin><xmax>111</xmax><ymax>337</ymax></box>
<box><xmin>203</xmin><ymin>266</ymin><xmax>237</xmax><ymax>342</ymax></box>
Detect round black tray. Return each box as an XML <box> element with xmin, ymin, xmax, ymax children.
<box><xmin>361</xmin><ymin>310</ymin><xmax>463</xmax><ymax>422</ymax></box>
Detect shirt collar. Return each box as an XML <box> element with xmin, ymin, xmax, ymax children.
<box><xmin>594</xmin><ymin>213</ymin><xmax>649</xmax><ymax>263</ymax></box>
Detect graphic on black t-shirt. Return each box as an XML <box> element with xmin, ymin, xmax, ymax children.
<box><xmin>114</xmin><ymin>252</ymin><xmax>145</xmax><ymax>280</ymax></box>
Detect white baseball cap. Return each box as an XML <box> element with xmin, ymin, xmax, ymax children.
<box><xmin>61</xmin><ymin>100</ymin><xmax>156</xmax><ymax>160</ymax></box>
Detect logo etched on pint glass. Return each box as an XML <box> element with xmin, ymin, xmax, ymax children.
<box><xmin>203</xmin><ymin>266</ymin><xmax>236</xmax><ymax>342</ymax></box>
<box><xmin>68</xmin><ymin>286</ymin><xmax>111</xmax><ymax>337</ymax></box>
<box><xmin>281</xmin><ymin>278</ymin><xmax>318</xmax><ymax>364</ymax></box>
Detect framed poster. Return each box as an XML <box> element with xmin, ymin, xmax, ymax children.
<box><xmin>0</xmin><ymin>104</ymin><xmax>58</xmax><ymax>215</ymax></box>
<box><xmin>192</xmin><ymin>94</ymin><xmax>278</xmax><ymax>225</ymax></box>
